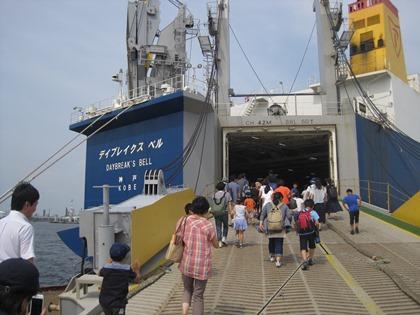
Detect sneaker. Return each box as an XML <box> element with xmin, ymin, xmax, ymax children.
<box><xmin>275</xmin><ymin>261</ymin><xmax>282</xmax><ymax>268</ymax></box>
<box><xmin>269</xmin><ymin>256</ymin><xmax>275</xmax><ymax>262</ymax></box>
<box><xmin>308</xmin><ymin>258</ymin><xmax>314</xmax><ymax>266</ymax></box>
<box><xmin>301</xmin><ymin>261</ymin><xmax>309</xmax><ymax>270</ymax></box>
<box><xmin>239</xmin><ymin>243</ymin><xmax>243</xmax><ymax>248</ymax></box>
<box><xmin>355</xmin><ymin>227</ymin><xmax>359</xmax><ymax>234</ymax></box>
<box><xmin>219</xmin><ymin>241</ymin><xmax>223</xmax><ymax>248</ymax></box>
<box><xmin>222</xmin><ymin>237</ymin><xmax>227</xmax><ymax>246</ymax></box>
<box><xmin>351</xmin><ymin>230</ymin><xmax>355</xmax><ymax>235</ymax></box>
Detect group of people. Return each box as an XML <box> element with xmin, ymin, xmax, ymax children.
<box><xmin>0</xmin><ymin>183</ymin><xmax>140</xmax><ymax>315</ymax></box>
<box><xmin>210</xmin><ymin>176</ymin><xmax>327</xmax><ymax>270</ymax></box>
<box><xmin>0</xmin><ymin>177</ymin><xmax>362</xmax><ymax>315</ymax></box>
<box><xmin>173</xmin><ymin>174</ymin><xmax>363</xmax><ymax>314</ymax></box>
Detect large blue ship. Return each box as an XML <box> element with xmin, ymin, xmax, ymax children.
<box><xmin>57</xmin><ymin>0</ymin><xmax>420</xmax><ymax>313</ymax></box>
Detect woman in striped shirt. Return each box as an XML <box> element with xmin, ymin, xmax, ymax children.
<box><xmin>177</xmin><ymin>196</ymin><xmax>219</xmax><ymax>315</ymax></box>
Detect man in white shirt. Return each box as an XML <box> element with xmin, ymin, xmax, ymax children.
<box><xmin>0</xmin><ymin>182</ymin><xmax>39</xmax><ymax>263</ymax></box>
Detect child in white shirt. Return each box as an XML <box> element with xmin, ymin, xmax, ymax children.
<box><xmin>233</xmin><ymin>198</ymin><xmax>248</xmax><ymax>248</ymax></box>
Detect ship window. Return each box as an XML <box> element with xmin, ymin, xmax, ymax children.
<box><xmin>367</xmin><ymin>15</ymin><xmax>380</xmax><ymax>26</ymax></box>
<box><xmin>360</xmin><ymin>31</ymin><xmax>374</xmax><ymax>53</ymax></box>
<box><xmin>360</xmin><ymin>40</ymin><xmax>374</xmax><ymax>53</ymax></box>
<box><xmin>360</xmin><ymin>31</ymin><xmax>373</xmax><ymax>43</ymax></box>
<box><xmin>353</xmin><ymin>19</ymin><xmax>366</xmax><ymax>30</ymax></box>
<box><xmin>359</xmin><ymin>102</ymin><xmax>367</xmax><ymax>114</ymax></box>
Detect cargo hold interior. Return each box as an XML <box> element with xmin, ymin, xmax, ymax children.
<box><xmin>227</xmin><ymin>131</ymin><xmax>331</xmax><ymax>186</ymax></box>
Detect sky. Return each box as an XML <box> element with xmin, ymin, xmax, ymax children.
<box><xmin>0</xmin><ymin>0</ymin><xmax>419</xmax><ymax>215</ymax></box>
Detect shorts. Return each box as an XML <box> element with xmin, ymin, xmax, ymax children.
<box><xmin>349</xmin><ymin>211</ymin><xmax>359</xmax><ymax>225</ymax></box>
<box><xmin>299</xmin><ymin>233</ymin><xmax>316</xmax><ymax>251</ymax></box>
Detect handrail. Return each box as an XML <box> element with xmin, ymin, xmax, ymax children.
<box><xmin>339</xmin><ymin>178</ymin><xmax>412</xmax><ymax>212</ymax></box>
<box><xmin>359</xmin><ymin>180</ymin><xmax>410</xmax><ymax>199</ymax></box>
<box><xmin>70</xmin><ymin>74</ymin><xmax>209</xmax><ymax>124</ymax></box>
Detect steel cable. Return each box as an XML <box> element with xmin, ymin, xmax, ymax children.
<box><xmin>284</xmin><ymin>21</ymin><xmax>316</xmax><ymax>105</ymax></box>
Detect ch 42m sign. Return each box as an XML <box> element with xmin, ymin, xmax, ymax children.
<box><xmin>243</xmin><ymin>118</ymin><xmax>315</xmax><ymax>126</ymax></box>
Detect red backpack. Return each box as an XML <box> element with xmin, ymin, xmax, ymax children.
<box><xmin>296</xmin><ymin>210</ymin><xmax>315</xmax><ymax>234</ymax></box>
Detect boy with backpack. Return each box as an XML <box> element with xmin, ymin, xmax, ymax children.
<box><xmin>99</xmin><ymin>243</ymin><xmax>140</xmax><ymax>315</ymax></box>
<box><xmin>294</xmin><ymin>199</ymin><xmax>319</xmax><ymax>270</ymax></box>
<box><xmin>209</xmin><ymin>182</ymin><xmax>233</xmax><ymax>247</ymax></box>
<box><xmin>260</xmin><ymin>192</ymin><xmax>292</xmax><ymax>268</ymax></box>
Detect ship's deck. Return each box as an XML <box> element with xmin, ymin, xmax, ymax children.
<box><xmin>126</xmin><ymin>209</ymin><xmax>420</xmax><ymax>314</ymax></box>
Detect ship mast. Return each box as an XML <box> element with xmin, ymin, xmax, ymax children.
<box><xmin>215</xmin><ymin>0</ymin><xmax>231</xmax><ymax>116</ymax></box>
<box><xmin>126</xmin><ymin>0</ymin><xmax>193</xmax><ymax>98</ymax></box>
<box><xmin>314</xmin><ymin>0</ymin><xmax>344</xmax><ymax>115</ymax></box>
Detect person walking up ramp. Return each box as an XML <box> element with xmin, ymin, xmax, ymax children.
<box><xmin>294</xmin><ymin>199</ymin><xmax>319</xmax><ymax>270</ymax></box>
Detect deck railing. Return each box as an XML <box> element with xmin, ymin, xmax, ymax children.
<box><xmin>70</xmin><ymin>74</ymin><xmax>208</xmax><ymax>124</ymax></box>
<box><xmin>338</xmin><ymin>178</ymin><xmax>412</xmax><ymax>213</ymax></box>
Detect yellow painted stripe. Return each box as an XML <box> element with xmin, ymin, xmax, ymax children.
<box><xmin>323</xmin><ymin>247</ymin><xmax>384</xmax><ymax>315</ymax></box>
<box><xmin>362</xmin><ymin>210</ymin><xmax>420</xmax><ymax>239</ymax></box>
<box><xmin>128</xmin><ymin>283</ymin><xmax>140</xmax><ymax>293</ymax></box>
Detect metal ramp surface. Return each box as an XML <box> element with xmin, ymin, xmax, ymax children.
<box><xmin>127</xmin><ymin>211</ymin><xmax>420</xmax><ymax>314</ymax></box>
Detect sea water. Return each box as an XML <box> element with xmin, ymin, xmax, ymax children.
<box><xmin>33</xmin><ymin>221</ymin><xmax>80</xmax><ymax>286</ymax></box>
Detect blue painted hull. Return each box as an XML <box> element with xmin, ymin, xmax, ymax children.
<box><xmin>70</xmin><ymin>92</ymin><xmax>186</xmax><ymax>208</ymax></box>
<box><xmin>57</xmin><ymin>226</ymin><xmax>84</xmax><ymax>257</ymax></box>
<box><xmin>356</xmin><ymin>115</ymin><xmax>420</xmax><ymax>211</ymax></box>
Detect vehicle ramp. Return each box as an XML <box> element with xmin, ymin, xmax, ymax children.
<box><xmin>127</xmin><ymin>211</ymin><xmax>420</xmax><ymax>314</ymax></box>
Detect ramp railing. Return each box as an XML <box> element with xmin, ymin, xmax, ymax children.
<box><xmin>339</xmin><ymin>178</ymin><xmax>412</xmax><ymax>213</ymax></box>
